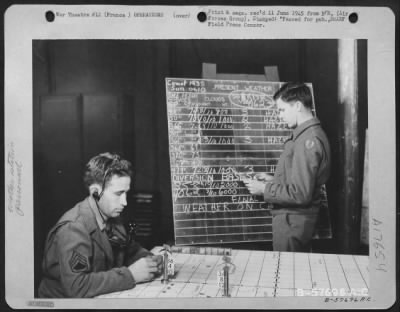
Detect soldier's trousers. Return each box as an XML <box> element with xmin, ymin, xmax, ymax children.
<box><xmin>272</xmin><ymin>213</ymin><xmax>318</xmax><ymax>252</ymax></box>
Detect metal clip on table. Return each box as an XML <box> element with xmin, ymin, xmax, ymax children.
<box><xmin>160</xmin><ymin>244</ymin><xmax>172</xmax><ymax>284</ymax></box>
<box><xmin>219</xmin><ymin>255</ymin><xmax>236</xmax><ymax>297</ymax></box>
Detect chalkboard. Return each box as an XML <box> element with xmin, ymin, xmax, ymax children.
<box><xmin>166</xmin><ymin>78</ymin><xmax>331</xmax><ymax>245</ymax></box>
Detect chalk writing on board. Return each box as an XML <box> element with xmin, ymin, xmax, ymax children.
<box><xmin>166</xmin><ymin>78</ymin><xmax>330</xmax><ymax>245</ymax></box>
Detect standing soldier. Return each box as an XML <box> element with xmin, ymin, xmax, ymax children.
<box><xmin>244</xmin><ymin>82</ymin><xmax>331</xmax><ymax>252</ymax></box>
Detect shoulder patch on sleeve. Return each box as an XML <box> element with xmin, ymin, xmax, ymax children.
<box><xmin>69</xmin><ymin>250</ymin><xmax>89</xmax><ymax>273</ymax></box>
<box><xmin>305</xmin><ymin>139</ymin><xmax>315</xmax><ymax>150</ymax></box>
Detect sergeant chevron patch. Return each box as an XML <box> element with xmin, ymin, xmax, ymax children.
<box><xmin>69</xmin><ymin>250</ymin><xmax>89</xmax><ymax>273</ymax></box>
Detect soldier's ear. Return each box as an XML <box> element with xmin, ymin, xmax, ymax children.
<box><xmin>89</xmin><ymin>184</ymin><xmax>102</xmax><ymax>198</ymax></box>
<box><xmin>294</xmin><ymin>100</ymin><xmax>303</xmax><ymax>112</ymax></box>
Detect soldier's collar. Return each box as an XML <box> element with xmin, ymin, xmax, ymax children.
<box><xmin>292</xmin><ymin>117</ymin><xmax>321</xmax><ymax>141</ymax></box>
<box><xmin>88</xmin><ymin>196</ymin><xmax>107</xmax><ymax>231</ymax></box>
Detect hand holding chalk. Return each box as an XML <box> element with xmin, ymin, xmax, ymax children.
<box><xmin>243</xmin><ymin>179</ymin><xmax>267</xmax><ymax>196</ymax></box>
<box><xmin>255</xmin><ymin>172</ymin><xmax>274</xmax><ymax>182</ymax></box>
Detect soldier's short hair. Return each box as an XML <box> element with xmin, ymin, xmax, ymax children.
<box><xmin>83</xmin><ymin>152</ymin><xmax>133</xmax><ymax>190</ymax></box>
<box><xmin>273</xmin><ymin>82</ymin><xmax>313</xmax><ymax>110</ymax></box>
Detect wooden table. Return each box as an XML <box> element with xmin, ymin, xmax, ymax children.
<box><xmin>98</xmin><ymin>248</ymin><xmax>369</xmax><ymax>298</ymax></box>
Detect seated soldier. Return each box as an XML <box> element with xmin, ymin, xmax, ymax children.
<box><xmin>38</xmin><ymin>152</ymin><xmax>163</xmax><ymax>298</ymax></box>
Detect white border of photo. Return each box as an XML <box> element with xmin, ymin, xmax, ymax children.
<box><xmin>4</xmin><ymin>5</ymin><xmax>396</xmax><ymax>309</ymax></box>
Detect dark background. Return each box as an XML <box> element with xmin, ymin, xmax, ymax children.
<box><xmin>32</xmin><ymin>39</ymin><xmax>368</xmax><ymax>295</ymax></box>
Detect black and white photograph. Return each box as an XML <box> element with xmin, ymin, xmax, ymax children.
<box><xmin>4</xmin><ymin>5</ymin><xmax>396</xmax><ymax>310</ymax></box>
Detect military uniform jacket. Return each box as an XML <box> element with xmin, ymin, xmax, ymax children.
<box><xmin>264</xmin><ymin>118</ymin><xmax>331</xmax><ymax>215</ymax></box>
<box><xmin>38</xmin><ymin>197</ymin><xmax>152</xmax><ymax>298</ymax></box>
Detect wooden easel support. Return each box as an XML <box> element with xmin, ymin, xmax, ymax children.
<box><xmin>202</xmin><ymin>63</ymin><xmax>279</xmax><ymax>81</ymax></box>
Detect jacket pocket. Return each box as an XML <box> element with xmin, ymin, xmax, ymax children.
<box><xmin>285</xmin><ymin>213</ymin><xmax>299</xmax><ymax>228</ymax></box>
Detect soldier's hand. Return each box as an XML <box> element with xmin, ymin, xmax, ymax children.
<box><xmin>243</xmin><ymin>179</ymin><xmax>266</xmax><ymax>196</ymax></box>
<box><xmin>128</xmin><ymin>256</ymin><xmax>159</xmax><ymax>283</ymax></box>
<box><xmin>255</xmin><ymin>172</ymin><xmax>274</xmax><ymax>182</ymax></box>
<box><xmin>151</xmin><ymin>254</ymin><xmax>163</xmax><ymax>275</ymax></box>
